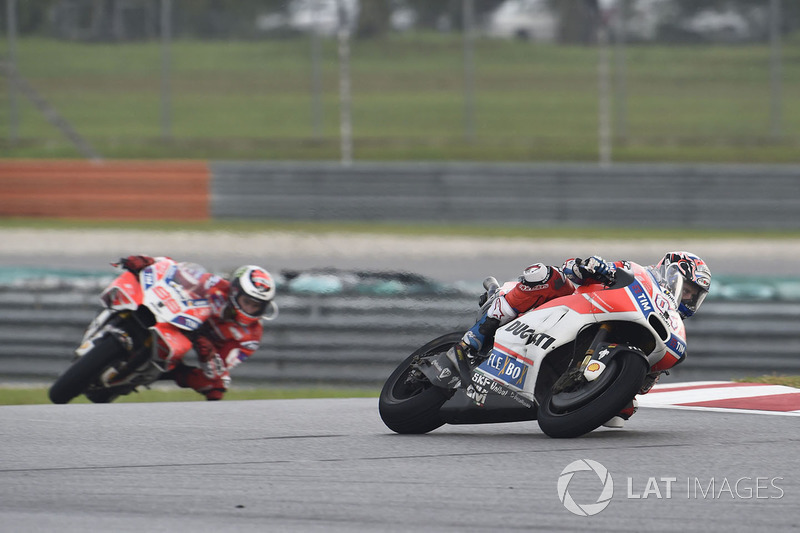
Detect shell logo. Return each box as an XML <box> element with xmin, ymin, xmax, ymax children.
<box><xmin>587</xmin><ymin>362</ymin><xmax>601</xmax><ymax>372</ymax></box>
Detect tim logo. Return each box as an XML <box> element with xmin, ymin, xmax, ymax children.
<box><xmin>636</xmin><ymin>292</ymin><xmax>652</xmax><ymax>312</ymax></box>
<box><xmin>142</xmin><ymin>270</ymin><xmax>155</xmax><ymax>290</ymax></box>
<box><xmin>629</xmin><ymin>282</ymin><xmax>652</xmax><ymax>315</ymax></box>
<box><xmin>505</xmin><ymin>322</ymin><xmax>556</xmax><ymax>349</ymax></box>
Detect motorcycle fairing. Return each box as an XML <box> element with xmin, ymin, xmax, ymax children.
<box><xmin>140</xmin><ymin>264</ymin><xmax>212</xmax><ymax>330</ymax></box>
<box><xmin>100</xmin><ymin>271</ymin><xmax>142</xmax><ymax>311</ymax></box>
<box><xmin>152</xmin><ymin>322</ymin><xmax>193</xmax><ymax>362</ymax></box>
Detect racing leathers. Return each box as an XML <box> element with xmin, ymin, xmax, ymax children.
<box><xmin>457</xmin><ymin>257</ymin><xmax>614</xmax><ymax>355</ymax></box>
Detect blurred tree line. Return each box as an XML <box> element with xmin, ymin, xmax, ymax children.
<box><xmin>2</xmin><ymin>0</ymin><xmax>798</xmax><ymax>42</ymax></box>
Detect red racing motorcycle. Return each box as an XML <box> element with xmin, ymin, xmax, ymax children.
<box><xmin>49</xmin><ymin>258</ymin><xmax>212</xmax><ymax>404</ymax></box>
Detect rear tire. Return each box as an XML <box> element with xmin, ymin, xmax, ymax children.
<box><xmin>537</xmin><ymin>351</ymin><xmax>648</xmax><ymax>438</ymax></box>
<box><xmin>48</xmin><ymin>335</ymin><xmax>123</xmax><ymax>404</ymax></box>
<box><xmin>379</xmin><ymin>332</ymin><xmax>461</xmax><ymax>434</ymax></box>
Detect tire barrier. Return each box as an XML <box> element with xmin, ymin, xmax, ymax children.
<box><xmin>1</xmin><ymin>272</ymin><xmax>799</xmax><ymax>387</ymax></box>
<box><xmin>0</xmin><ymin>160</ymin><xmax>209</xmax><ymax>220</ymax></box>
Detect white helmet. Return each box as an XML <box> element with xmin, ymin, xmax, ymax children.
<box><xmin>228</xmin><ymin>265</ymin><xmax>276</xmax><ymax>325</ymax></box>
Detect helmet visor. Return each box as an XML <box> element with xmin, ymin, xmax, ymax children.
<box><xmin>661</xmin><ymin>263</ymin><xmax>685</xmax><ymax>309</ymax></box>
<box><xmin>236</xmin><ymin>293</ymin><xmax>268</xmax><ymax>318</ymax></box>
<box><xmin>680</xmin><ymin>280</ymin><xmax>708</xmax><ymax>314</ymax></box>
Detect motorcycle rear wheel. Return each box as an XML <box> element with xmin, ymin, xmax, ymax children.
<box><xmin>537</xmin><ymin>350</ymin><xmax>648</xmax><ymax>438</ymax></box>
<box><xmin>48</xmin><ymin>335</ymin><xmax>123</xmax><ymax>405</ymax></box>
<box><xmin>378</xmin><ymin>332</ymin><xmax>461</xmax><ymax>434</ymax></box>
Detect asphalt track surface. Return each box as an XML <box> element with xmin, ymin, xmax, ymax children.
<box><xmin>1</xmin><ymin>399</ymin><xmax>798</xmax><ymax>532</ymax></box>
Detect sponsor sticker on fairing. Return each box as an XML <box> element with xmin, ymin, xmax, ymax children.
<box><xmin>666</xmin><ymin>335</ymin><xmax>687</xmax><ymax>358</ymax></box>
<box><xmin>172</xmin><ymin>315</ymin><xmax>202</xmax><ymax>330</ymax></box>
<box><xmin>478</xmin><ymin>348</ymin><xmax>529</xmax><ymax>390</ymax></box>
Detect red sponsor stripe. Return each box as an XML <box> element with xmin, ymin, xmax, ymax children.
<box><xmin>493</xmin><ymin>342</ymin><xmax>535</xmax><ymax>366</ymax></box>
<box><xmin>678</xmin><ymin>392</ymin><xmax>800</xmax><ymax>412</ymax></box>
<box><xmin>648</xmin><ymin>382</ymin><xmax>765</xmax><ymax>394</ymax></box>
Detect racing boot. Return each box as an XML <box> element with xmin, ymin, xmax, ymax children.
<box><xmin>602</xmin><ymin>399</ymin><xmax>638</xmax><ymax>428</ymax></box>
<box><xmin>445</xmin><ymin>339</ymin><xmax>476</xmax><ymax>387</ymax></box>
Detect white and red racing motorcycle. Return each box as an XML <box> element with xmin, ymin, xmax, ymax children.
<box><xmin>379</xmin><ymin>262</ymin><xmax>689</xmax><ymax>438</ymax></box>
<box><xmin>49</xmin><ymin>259</ymin><xmax>212</xmax><ymax>404</ymax></box>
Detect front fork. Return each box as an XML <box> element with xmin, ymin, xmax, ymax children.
<box><xmin>551</xmin><ymin>324</ymin><xmax>614</xmax><ymax>394</ymax></box>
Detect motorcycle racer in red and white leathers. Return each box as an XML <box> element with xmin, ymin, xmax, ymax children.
<box><xmin>448</xmin><ymin>251</ymin><xmax>712</xmax><ymax>427</ymax></box>
<box><xmin>117</xmin><ymin>255</ymin><xmax>277</xmax><ymax>400</ymax></box>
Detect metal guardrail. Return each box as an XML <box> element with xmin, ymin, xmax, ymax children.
<box><xmin>1</xmin><ymin>285</ymin><xmax>798</xmax><ymax>388</ymax></box>
<box><xmin>211</xmin><ymin>162</ymin><xmax>800</xmax><ymax>230</ymax></box>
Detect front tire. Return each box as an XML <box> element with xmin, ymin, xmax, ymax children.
<box><xmin>537</xmin><ymin>351</ymin><xmax>648</xmax><ymax>438</ymax></box>
<box><xmin>48</xmin><ymin>335</ymin><xmax>123</xmax><ymax>404</ymax></box>
<box><xmin>379</xmin><ymin>332</ymin><xmax>461</xmax><ymax>434</ymax></box>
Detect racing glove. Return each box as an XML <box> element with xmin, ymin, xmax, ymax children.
<box><xmin>194</xmin><ymin>337</ymin><xmax>231</xmax><ymax>390</ymax></box>
<box><xmin>115</xmin><ymin>255</ymin><xmax>155</xmax><ymax>274</ymax></box>
<box><xmin>575</xmin><ymin>256</ymin><xmax>614</xmax><ymax>285</ymax></box>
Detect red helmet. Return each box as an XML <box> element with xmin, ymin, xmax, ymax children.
<box><xmin>228</xmin><ymin>265</ymin><xmax>276</xmax><ymax>325</ymax></box>
<box><xmin>656</xmin><ymin>251</ymin><xmax>711</xmax><ymax>318</ymax></box>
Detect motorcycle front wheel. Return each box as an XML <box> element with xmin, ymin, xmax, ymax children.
<box><xmin>537</xmin><ymin>350</ymin><xmax>648</xmax><ymax>438</ymax></box>
<box><xmin>378</xmin><ymin>332</ymin><xmax>461</xmax><ymax>435</ymax></box>
<box><xmin>48</xmin><ymin>335</ymin><xmax>123</xmax><ymax>405</ymax></box>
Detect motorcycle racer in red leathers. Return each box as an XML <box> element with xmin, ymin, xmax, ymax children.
<box><xmin>447</xmin><ymin>251</ymin><xmax>712</xmax><ymax>427</ymax></box>
<box><xmin>117</xmin><ymin>255</ymin><xmax>277</xmax><ymax>400</ymax></box>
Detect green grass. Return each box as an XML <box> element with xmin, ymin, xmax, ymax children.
<box><xmin>1</xmin><ymin>34</ymin><xmax>799</xmax><ymax>162</ymax></box>
<box><xmin>734</xmin><ymin>375</ymin><xmax>800</xmax><ymax>389</ymax></box>
<box><xmin>0</xmin><ymin>385</ymin><xmax>380</xmax><ymax>406</ymax></box>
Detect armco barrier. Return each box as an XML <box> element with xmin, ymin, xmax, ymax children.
<box><xmin>0</xmin><ymin>160</ymin><xmax>209</xmax><ymax>220</ymax></box>
<box><xmin>210</xmin><ymin>162</ymin><xmax>800</xmax><ymax>229</ymax></box>
<box><xmin>1</xmin><ymin>281</ymin><xmax>799</xmax><ymax>388</ymax></box>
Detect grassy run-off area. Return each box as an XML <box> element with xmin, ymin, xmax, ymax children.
<box><xmin>1</xmin><ymin>35</ymin><xmax>800</xmax><ymax>162</ymax></box>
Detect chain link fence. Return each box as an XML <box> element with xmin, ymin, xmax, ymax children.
<box><xmin>1</xmin><ymin>0</ymin><xmax>799</xmax><ymax>163</ymax></box>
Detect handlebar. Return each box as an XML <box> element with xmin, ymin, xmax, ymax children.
<box><xmin>483</xmin><ymin>276</ymin><xmax>500</xmax><ymax>294</ymax></box>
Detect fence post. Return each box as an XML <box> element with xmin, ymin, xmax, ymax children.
<box><xmin>769</xmin><ymin>0</ymin><xmax>783</xmax><ymax>140</ymax></box>
<box><xmin>597</xmin><ymin>10</ymin><xmax>612</xmax><ymax>167</ymax></box>
<box><xmin>310</xmin><ymin>1</ymin><xmax>324</xmax><ymax>140</ymax></box>
<box><xmin>462</xmin><ymin>0</ymin><xmax>476</xmax><ymax>143</ymax></box>
<box><xmin>6</xmin><ymin>0</ymin><xmax>18</xmax><ymax>142</ymax></box>
<box><xmin>337</xmin><ymin>0</ymin><xmax>353</xmax><ymax>166</ymax></box>
<box><xmin>160</xmin><ymin>0</ymin><xmax>172</xmax><ymax>140</ymax></box>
